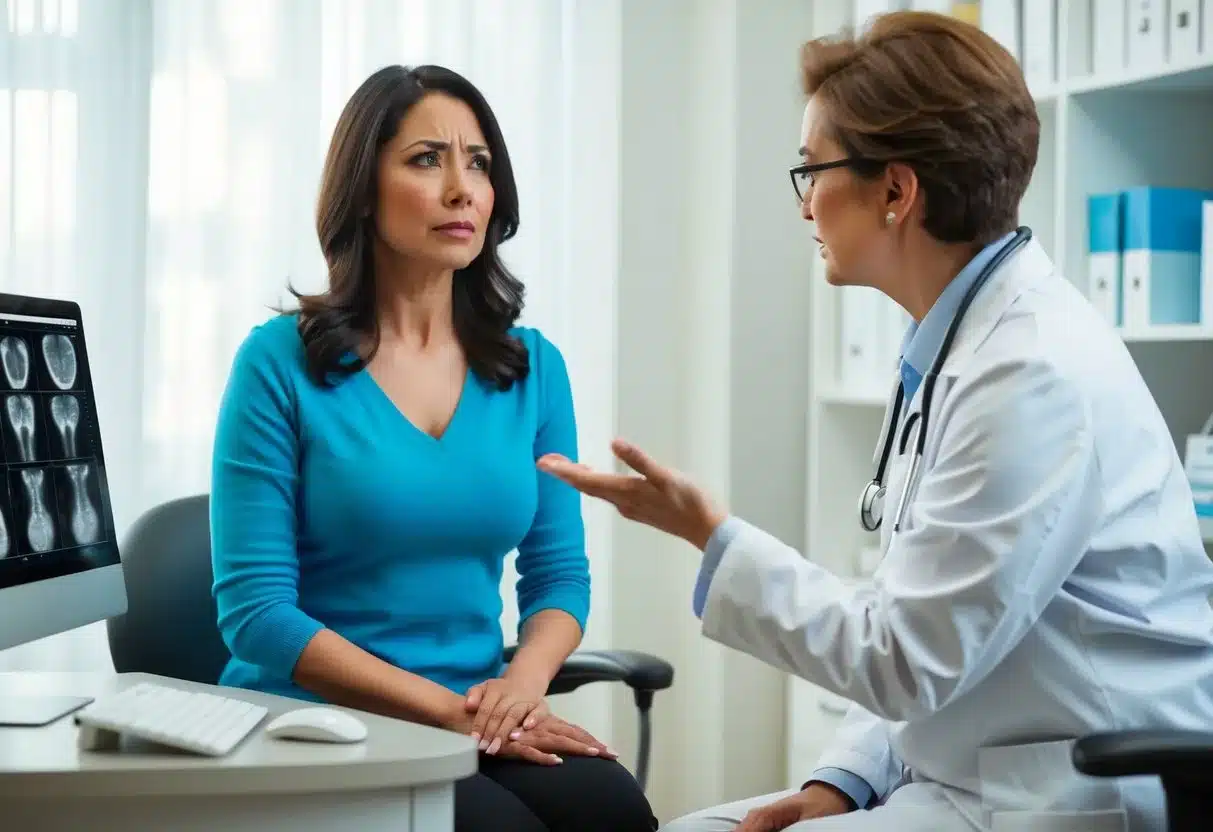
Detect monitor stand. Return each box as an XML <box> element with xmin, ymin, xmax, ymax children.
<box><xmin>0</xmin><ymin>695</ymin><xmax>93</xmax><ymax>727</ymax></box>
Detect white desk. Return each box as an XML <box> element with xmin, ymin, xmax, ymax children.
<box><xmin>0</xmin><ymin>672</ymin><xmax>478</xmax><ymax>831</ymax></box>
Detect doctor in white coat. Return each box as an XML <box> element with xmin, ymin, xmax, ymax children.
<box><xmin>539</xmin><ymin>10</ymin><xmax>1213</xmax><ymax>832</ymax></box>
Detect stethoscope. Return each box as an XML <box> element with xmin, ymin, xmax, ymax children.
<box><xmin>858</xmin><ymin>226</ymin><xmax>1033</xmax><ymax>534</ymax></box>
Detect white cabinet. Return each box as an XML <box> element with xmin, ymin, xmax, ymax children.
<box><xmin>785</xmin><ymin>678</ymin><xmax>849</xmax><ymax>791</ymax></box>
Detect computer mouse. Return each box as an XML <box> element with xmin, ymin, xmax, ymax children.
<box><xmin>263</xmin><ymin>707</ymin><xmax>368</xmax><ymax>744</ymax></box>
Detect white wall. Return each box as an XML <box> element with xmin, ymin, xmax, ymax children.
<box><xmin>610</xmin><ymin>0</ymin><xmax>815</xmax><ymax>820</ymax></box>
<box><xmin>721</xmin><ymin>0</ymin><xmax>815</xmax><ymax>804</ymax></box>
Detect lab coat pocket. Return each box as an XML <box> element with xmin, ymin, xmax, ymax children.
<box><xmin>977</xmin><ymin>739</ymin><xmax>1127</xmax><ymax>832</ymax></box>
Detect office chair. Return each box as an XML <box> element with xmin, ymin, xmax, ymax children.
<box><xmin>1072</xmin><ymin>731</ymin><xmax>1213</xmax><ymax>832</ymax></box>
<box><xmin>106</xmin><ymin>494</ymin><xmax>674</xmax><ymax>790</ymax></box>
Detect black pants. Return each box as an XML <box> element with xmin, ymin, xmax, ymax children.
<box><xmin>454</xmin><ymin>752</ymin><xmax>658</xmax><ymax>832</ymax></box>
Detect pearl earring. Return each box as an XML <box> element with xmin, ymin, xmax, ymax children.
<box><xmin>885</xmin><ymin>211</ymin><xmax>895</xmax><ymax>226</ymax></box>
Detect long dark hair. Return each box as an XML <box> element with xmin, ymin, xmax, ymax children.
<box><xmin>291</xmin><ymin>64</ymin><xmax>528</xmax><ymax>389</ymax></box>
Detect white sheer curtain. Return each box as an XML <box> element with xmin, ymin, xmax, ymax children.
<box><xmin>0</xmin><ymin>0</ymin><xmax>149</xmax><ymax>670</ymax></box>
<box><xmin>0</xmin><ymin>0</ymin><xmax>617</xmax><ymax>684</ymax></box>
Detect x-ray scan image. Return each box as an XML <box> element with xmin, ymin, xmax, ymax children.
<box><xmin>4</xmin><ymin>393</ymin><xmax>46</xmax><ymax>463</ymax></box>
<box><xmin>9</xmin><ymin>467</ymin><xmax>58</xmax><ymax>555</ymax></box>
<box><xmin>0</xmin><ymin>335</ymin><xmax>31</xmax><ymax>391</ymax></box>
<box><xmin>0</xmin><ymin>314</ymin><xmax>116</xmax><ymax>568</ymax></box>
<box><xmin>41</xmin><ymin>334</ymin><xmax>78</xmax><ymax>391</ymax></box>
<box><xmin>0</xmin><ymin>491</ymin><xmax>11</xmax><ymax>559</ymax></box>
<box><xmin>0</xmin><ymin>320</ymin><xmax>110</xmax><ymax>561</ymax></box>
<box><xmin>54</xmin><ymin>463</ymin><xmax>100</xmax><ymax>546</ymax></box>
<box><xmin>49</xmin><ymin>395</ymin><xmax>81</xmax><ymax>459</ymax></box>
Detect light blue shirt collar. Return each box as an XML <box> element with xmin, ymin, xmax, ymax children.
<box><xmin>899</xmin><ymin>231</ymin><xmax>1015</xmax><ymax>402</ymax></box>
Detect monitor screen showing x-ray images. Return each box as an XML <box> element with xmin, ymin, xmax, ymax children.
<box><xmin>0</xmin><ymin>310</ymin><xmax>119</xmax><ymax>593</ymax></box>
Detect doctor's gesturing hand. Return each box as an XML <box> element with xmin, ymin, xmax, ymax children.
<box><xmin>538</xmin><ymin>439</ymin><xmax>727</xmax><ymax>551</ymax></box>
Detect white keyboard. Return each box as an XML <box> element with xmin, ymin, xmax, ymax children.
<box><xmin>74</xmin><ymin>681</ymin><xmax>268</xmax><ymax>757</ymax></box>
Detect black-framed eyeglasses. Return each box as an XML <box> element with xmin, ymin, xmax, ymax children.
<box><xmin>789</xmin><ymin>158</ymin><xmax>869</xmax><ymax>202</ymax></box>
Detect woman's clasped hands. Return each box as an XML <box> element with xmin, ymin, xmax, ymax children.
<box><xmin>458</xmin><ymin>676</ymin><xmax>617</xmax><ymax>766</ymax></box>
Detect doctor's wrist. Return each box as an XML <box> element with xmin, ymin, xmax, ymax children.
<box><xmin>690</xmin><ymin>506</ymin><xmax>728</xmax><ymax>551</ymax></box>
<box><xmin>801</xmin><ymin>781</ymin><xmax>857</xmax><ymax>814</ymax></box>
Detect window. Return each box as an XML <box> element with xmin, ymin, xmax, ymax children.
<box><xmin>1</xmin><ymin>0</ymin><xmax>81</xmax><ymax>296</ymax></box>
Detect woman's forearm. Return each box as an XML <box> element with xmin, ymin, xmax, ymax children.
<box><xmin>504</xmin><ymin>609</ymin><xmax>583</xmax><ymax>690</ymax></box>
<box><xmin>292</xmin><ymin>629</ymin><xmax>468</xmax><ymax>730</ymax></box>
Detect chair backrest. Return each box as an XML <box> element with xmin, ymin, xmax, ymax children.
<box><xmin>106</xmin><ymin>494</ymin><xmax>231</xmax><ymax>684</ymax></box>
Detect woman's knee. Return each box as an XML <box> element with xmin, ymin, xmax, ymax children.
<box><xmin>548</xmin><ymin>757</ymin><xmax>656</xmax><ymax>831</ymax></box>
<box><xmin>455</xmin><ymin>772</ymin><xmax>547</xmax><ymax>832</ymax></box>
<box><xmin>582</xmin><ymin>760</ymin><xmax>657</xmax><ymax>830</ymax></box>
<box><xmin>484</xmin><ymin>755</ymin><xmax>657</xmax><ymax>831</ymax></box>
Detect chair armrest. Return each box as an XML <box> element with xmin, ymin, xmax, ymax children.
<box><xmin>1072</xmin><ymin>730</ymin><xmax>1213</xmax><ymax>781</ymax></box>
<box><xmin>503</xmin><ymin>646</ymin><xmax>674</xmax><ymax>696</ymax></box>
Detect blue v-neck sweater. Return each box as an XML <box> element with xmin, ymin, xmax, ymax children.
<box><xmin>209</xmin><ymin>313</ymin><xmax>590</xmax><ymax>701</ymax></box>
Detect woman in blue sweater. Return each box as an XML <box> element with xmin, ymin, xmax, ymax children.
<box><xmin>209</xmin><ymin>64</ymin><xmax>656</xmax><ymax>832</ymax></box>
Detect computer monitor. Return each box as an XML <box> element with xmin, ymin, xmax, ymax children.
<box><xmin>0</xmin><ymin>294</ymin><xmax>126</xmax><ymax>725</ymax></box>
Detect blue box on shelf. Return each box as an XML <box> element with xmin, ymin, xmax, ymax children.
<box><xmin>1122</xmin><ymin>186</ymin><xmax>1213</xmax><ymax>330</ymax></box>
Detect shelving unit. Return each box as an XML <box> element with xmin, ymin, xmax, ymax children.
<box><xmin>787</xmin><ymin>2</ymin><xmax>1213</xmax><ymax>790</ymax></box>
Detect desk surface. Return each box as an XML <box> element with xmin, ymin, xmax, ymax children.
<box><xmin>0</xmin><ymin>672</ymin><xmax>478</xmax><ymax>799</ymax></box>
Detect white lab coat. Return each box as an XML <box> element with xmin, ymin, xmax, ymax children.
<box><xmin>701</xmin><ymin>238</ymin><xmax>1213</xmax><ymax>832</ymax></box>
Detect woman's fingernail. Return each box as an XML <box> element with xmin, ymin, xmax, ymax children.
<box><xmin>552</xmin><ymin>756</ymin><xmax>564</xmax><ymax>764</ymax></box>
<box><xmin>510</xmin><ymin>731</ymin><xmax>521</xmax><ymax>740</ymax></box>
<box><xmin>470</xmin><ymin>733</ymin><xmax>480</xmax><ymax>742</ymax></box>
<box><xmin>487</xmin><ymin>738</ymin><xmax>501</xmax><ymax>755</ymax></box>
<box><xmin>478</xmin><ymin>739</ymin><xmax>489</xmax><ymax>751</ymax></box>
<box><xmin>587</xmin><ymin>746</ymin><xmax>599</xmax><ymax>754</ymax></box>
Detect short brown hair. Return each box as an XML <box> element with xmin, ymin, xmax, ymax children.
<box><xmin>799</xmin><ymin>11</ymin><xmax>1038</xmax><ymax>245</ymax></box>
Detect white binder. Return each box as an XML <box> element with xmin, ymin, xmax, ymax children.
<box><xmin>1021</xmin><ymin>0</ymin><xmax>1056</xmax><ymax>89</ymax></box>
<box><xmin>1202</xmin><ymin>201</ymin><xmax>1213</xmax><ymax>327</ymax></box>
<box><xmin>1092</xmin><ymin>0</ymin><xmax>1129</xmax><ymax>75</ymax></box>
<box><xmin>1127</xmin><ymin>0</ymin><xmax>1167</xmax><ymax>67</ymax></box>
<box><xmin>1170</xmin><ymin>0</ymin><xmax>1201</xmax><ymax>63</ymax></box>
<box><xmin>838</xmin><ymin>287</ymin><xmax>889</xmax><ymax>393</ymax></box>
